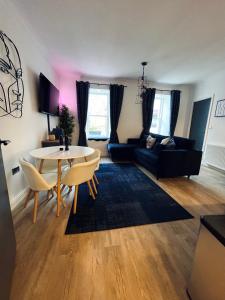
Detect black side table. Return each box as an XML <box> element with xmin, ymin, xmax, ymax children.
<box><xmin>41</xmin><ymin>140</ymin><xmax>60</xmax><ymax>147</ymax></box>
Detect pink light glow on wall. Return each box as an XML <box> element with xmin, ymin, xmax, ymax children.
<box><xmin>53</xmin><ymin>58</ymin><xmax>81</xmax><ymax>116</ymax></box>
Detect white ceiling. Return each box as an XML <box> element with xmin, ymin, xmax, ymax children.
<box><xmin>11</xmin><ymin>0</ymin><xmax>225</xmax><ymax>84</ymax></box>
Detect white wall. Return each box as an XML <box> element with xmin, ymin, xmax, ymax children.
<box><xmin>82</xmin><ymin>76</ymin><xmax>193</xmax><ymax>141</ymax></box>
<box><xmin>193</xmin><ymin>69</ymin><xmax>225</xmax><ymax>146</ymax></box>
<box><xmin>0</xmin><ymin>0</ymin><xmax>58</xmax><ymax>209</ymax></box>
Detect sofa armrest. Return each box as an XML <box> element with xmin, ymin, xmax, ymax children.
<box><xmin>184</xmin><ymin>150</ymin><xmax>202</xmax><ymax>175</ymax></box>
<box><xmin>158</xmin><ymin>149</ymin><xmax>202</xmax><ymax>177</ymax></box>
<box><xmin>127</xmin><ymin>138</ymin><xmax>140</xmax><ymax>145</ymax></box>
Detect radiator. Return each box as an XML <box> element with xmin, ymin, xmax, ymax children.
<box><xmin>204</xmin><ymin>144</ymin><xmax>225</xmax><ymax>171</ymax></box>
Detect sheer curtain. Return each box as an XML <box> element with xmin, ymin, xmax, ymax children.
<box><xmin>150</xmin><ymin>92</ymin><xmax>171</xmax><ymax>136</ymax></box>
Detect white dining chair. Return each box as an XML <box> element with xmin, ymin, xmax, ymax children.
<box><xmin>61</xmin><ymin>157</ymin><xmax>99</xmax><ymax>214</ymax></box>
<box><xmin>35</xmin><ymin>159</ymin><xmax>69</xmax><ymax>174</ymax></box>
<box><xmin>20</xmin><ymin>158</ymin><xmax>57</xmax><ymax>223</ymax></box>
<box><xmin>85</xmin><ymin>149</ymin><xmax>101</xmax><ymax>192</ymax></box>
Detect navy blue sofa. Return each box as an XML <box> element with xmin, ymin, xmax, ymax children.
<box><xmin>107</xmin><ymin>133</ymin><xmax>202</xmax><ymax>179</ymax></box>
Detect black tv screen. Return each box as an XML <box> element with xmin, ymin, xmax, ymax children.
<box><xmin>38</xmin><ymin>73</ymin><xmax>59</xmax><ymax>116</ymax></box>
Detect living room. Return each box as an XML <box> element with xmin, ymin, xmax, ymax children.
<box><xmin>1</xmin><ymin>1</ymin><xmax>225</xmax><ymax>300</ymax></box>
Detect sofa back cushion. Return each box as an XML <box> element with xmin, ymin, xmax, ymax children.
<box><xmin>136</xmin><ymin>133</ymin><xmax>195</xmax><ymax>150</ymax></box>
<box><xmin>173</xmin><ymin>136</ymin><xmax>195</xmax><ymax>150</ymax></box>
<box><xmin>149</xmin><ymin>133</ymin><xmax>195</xmax><ymax>150</ymax></box>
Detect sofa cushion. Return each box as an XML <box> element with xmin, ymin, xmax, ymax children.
<box><xmin>152</xmin><ymin>142</ymin><xmax>165</xmax><ymax>153</ymax></box>
<box><xmin>174</xmin><ymin>136</ymin><xmax>195</xmax><ymax>150</ymax></box>
<box><xmin>134</xmin><ymin>148</ymin><xmax>159</xmax><ymax>166</ymax></box>
<box><xmin>150</xmin><ymin>133</ymin><xmax>195</xmax><ymax>150</ymax></box>
<box><xmin>164</xmin><ymin>138</ymin><xmax>176</xmax><ymax>150</ymax></box>
<box><xmin>140</xmin><ymin>134</ymin><xmax>149</xmax><ymax>147</ymax></box>
<box><xmin>161</xmin><ymin>137</ymin><xmax>170</xmax><ymax>145</ymax></box>
<box><xmin>146</xmin><ymin>135</ymin><xmax>156</xmax><ymax>149</ymax></box>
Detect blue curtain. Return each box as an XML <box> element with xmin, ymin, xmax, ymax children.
<box><xmin>109</xmin><ymin>84</ymin><xmax>124</xmax><ymax>143</ymax></box>
<box><xmin>170</xmin><ymin>90</ymin><xmax>181</xmax><ymax>136</ymax></box>
<box><xmin>76</xmin><ymin>81</ymin><xmax>90</xmax><ymax>146</ymax></box>
<box><xmin>140</xmin><ymin>88</ymin><xmax>156</xmax><ymax>138</ymax></box>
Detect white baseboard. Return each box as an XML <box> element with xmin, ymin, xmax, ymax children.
<box><xmin>11</xmin><ymin>187</ymin><xmax>29</xmax><ymax>212</ymax></box>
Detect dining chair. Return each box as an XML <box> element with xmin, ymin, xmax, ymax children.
<box><xmin>20</xmin><ymin>158</ymin><xmax>57</xmax><ymax>223</ymax></box>
<box><xmin>61</xmin><ymin>157</ymin><xmax>99</xmax><ymax>214</ymax></box>
<box><xmin>35</xmin><ymin>159</ymin><xmax>69</xmax><ymax>174</ymax></box>
<box><xmin>85</xmin><ymin>149</ymin><xmax>101</xmax><ymax>192</ymax></box>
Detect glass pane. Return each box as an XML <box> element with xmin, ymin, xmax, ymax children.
<box><xmin>88</xmin><ymin>89</ymin><xmax>109</xmax><ymax>116</ymax></box>
<box><xmin>151</xmin><ymin>97</ymin><xmax>161</xmax><ymax>134</ymax></box>
<box><xmin>150</xmin><ymin>93</ymin><xmax>170</xmax><ymax>135</ymax></box>
<box><xmin>160</xmin><ymin>94</ymin><xmax>170</xmax><ymax>135</ymax></box>
<box><xmin>87</xmin><ymin>116</ymin><xmax>109</xmax><ymax>138</ymax></box>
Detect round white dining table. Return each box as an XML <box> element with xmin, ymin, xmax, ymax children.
<box><xmin>29</xmin><ymin>146</ymin><xmax>95</xmax><ymax>216</ymax></box>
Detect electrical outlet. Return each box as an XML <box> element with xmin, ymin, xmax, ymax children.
<box><xmin>12</xmin><ymin>166</ymin><xmax>20</xmax><ymax>175</ymax></box>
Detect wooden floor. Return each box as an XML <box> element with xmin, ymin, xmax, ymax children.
<box><xmin>11</xmin><ymin>163</ymin><xmax>225</xmax><ymax>300</ymax></box>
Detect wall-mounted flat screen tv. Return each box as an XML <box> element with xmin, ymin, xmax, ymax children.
<box><xmin>38</xmin><ymin>73</ymin><xmax>59</xmax><ymax>116</ymax></box>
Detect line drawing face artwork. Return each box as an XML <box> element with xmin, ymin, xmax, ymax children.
<box><xmin>0</xmin><ymin>31</ymin><xmax>24</xmax><ymax>118</ymax></box>
<box><xmin>215</xmin><ymin>99</ymin><xmax>225</xmax><ymax>117</ymax></box>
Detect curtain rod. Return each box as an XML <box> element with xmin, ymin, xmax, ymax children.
<box><xmin>156</xmin><ymin>89</ymin><xmax>182</xmax><ymax>93</ymax></box>
<box><xmin>156</xmin><ymin>88</ymin><xmax>172</xmax><ymax>92</ymax></box>
<box><xmin>89</xmin><ymin>82</ymin><xmax>127</xmax><ymax>87</ymax></box>
<box><xmin>89</xmin><ymin>82</ymin><xmax>178</xmax><ymax>92</ymax></box>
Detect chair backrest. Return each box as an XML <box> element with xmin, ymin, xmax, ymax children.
<box><xmin>85</xmin><ymin>149</ymin><xmax>101</xmax><ymax>169</ymax></box>
<box><xmin>20</xmin><ymin>158</ymin><xmax>51</xmax><ymax>191</ymax></box>
<box><xmin>62</xmin><ymin>157</ymin><xmax>99</xmax><ymax>186</ymax></box>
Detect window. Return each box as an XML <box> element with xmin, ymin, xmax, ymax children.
<box><xmin>150</xmin><ymin>93</ymin><xmax>171</xmax><ymax>135</ymax></box>
<box><xmin>86</xmin><ymin>88</ymin><xmax>110</xmax><ymax>139</ymax></box>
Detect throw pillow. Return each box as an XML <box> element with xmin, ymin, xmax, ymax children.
<box><xmin>146</xmin><ymin>135</ymin><xmax>156</xmax><ymax>149</ymax></box>
<box><xmin>164</xmin><ymin>138</ymin><xmax>176</xmax><ymax>150</ymax></box>
<box><xmin>160</xmin><ymin>137</ymin><xmax>171</xmax><ymax>145</ymax></box>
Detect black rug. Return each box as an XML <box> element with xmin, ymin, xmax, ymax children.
<box><xmin>65</xmin><ymin>163</ymin><xmax>193</xmax><ymax>234</ymax></box>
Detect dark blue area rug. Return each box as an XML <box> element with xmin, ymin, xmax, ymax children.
<box><xmin>65</xmin><ymin>163</ymin><xmax>193</xmax><ymax>234</ymax></box>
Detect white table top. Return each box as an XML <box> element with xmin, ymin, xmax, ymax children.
<box><xmin>29</xmin><ymin>146</ymin><xmax>95</xmax><ymax>160</ymax></box>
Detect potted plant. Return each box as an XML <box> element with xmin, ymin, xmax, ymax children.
<box><xmin>59</xmin><ymin>105</ymin><xmax>75</xmax><ymax>143</ymax></box>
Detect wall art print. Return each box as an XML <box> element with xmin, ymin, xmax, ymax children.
<box><xmin>215</xmin><ymin>99</ymin><xmax>225</xmax><ymax>117</ymax></box>
<box><xmin>0</xmin><ymin>31</ymin><xmax>24</xmax><ymax>118</ymax></box>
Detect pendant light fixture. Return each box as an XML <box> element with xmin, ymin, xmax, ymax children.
<box><xmin>136</xmin><ymin>62</ymin><xmax>149</xmax><ymax>104</ymax></box>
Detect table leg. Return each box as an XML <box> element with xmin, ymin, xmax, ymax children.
<box><xmin>39</xmin><ymin>159</ymin><xmax>44</xmax><ymax>173</ymax></box>
<box><xmin>57</xmin><ymin>159</ymin><xmax>62</xmax><ymax>217</ymax></box>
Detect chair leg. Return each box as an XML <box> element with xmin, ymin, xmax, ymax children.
<box><xmin>93</xmin><ymin>173</ymin><xmax>99</xmax><ymax>185</ymax></box>
<box><xmin>24</xmin><ymin>189</ymin><xmax>33</xmax><ymax>208</ymax></box>
<box><xmin>87</xmin><ymin>181</ymin><xmax>96</xmax><ymax>200</ymax></box>
<box><xmin>61</xmin><ymin>196</ymin><xmax>66</xmax><ymax>208</ymax></box>
<box><xmin>46</xmin><ymin>189</ymin><xmax>54</xmax><ymax>202</ymax></box>
<box><xmin>73</xmin><ymin>185</ymin><xmax>79</xmax><ymax>214</ymax></box>
<box><xmin>61</xmin><ymin>184</ymin><xmax>66</xmax><ymax>193</ymax></box>
<box><xmin>54</xmin><ymin>185</ymin><xmax>66</xmax><ymax>208</ymax></box>
<box><xmin>91</xmin><ymin>177</ymin><xmax>97</xmax><ymax>195</ymax></box>
<box><xmin>68</xmin><ymin>186</ymin><xmax>73</xmax><ymax>193</ymax></box>
<box><xmin>33</xmin><ymin>192</ymin><xmax>39</xmax><ymax>224</ymax></box>
<box><xmin>46</xmin><ymin>190</ymin><xmax>50</xmax><ymax>201</ymax></box>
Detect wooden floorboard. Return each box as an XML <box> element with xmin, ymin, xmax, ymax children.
<box><xmin>11</xmin><ymin>163</ymin><xmax>225</xmax><ymax>300</ymax></box>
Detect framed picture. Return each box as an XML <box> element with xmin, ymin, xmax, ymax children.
<box><xmin>215</xmin><ymin>99</ymin><xmax>225</xmax><ymax>117</ymax></box>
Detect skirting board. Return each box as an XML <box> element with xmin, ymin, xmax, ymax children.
<box><xmin>203</xmin><ymin>162</ymin><xmax>225</xmax><ymax>175</ymax></box>
<box><xmin>11</xmin><ymin>187</ymin><xmax>29</xmax><ymax>217</ymax></box>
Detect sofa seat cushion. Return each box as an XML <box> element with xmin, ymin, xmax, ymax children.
<box><xmin>134</xmin><ymin>148</ymin><xmax>159</xmax><ymax>166</ymax></box>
